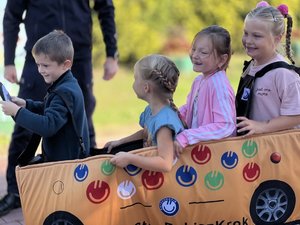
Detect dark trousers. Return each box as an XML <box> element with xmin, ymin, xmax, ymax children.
<box><xmin>6</xmin><ymin>53</ymin><xmax>96</xmax><ymax>195</ymax></box>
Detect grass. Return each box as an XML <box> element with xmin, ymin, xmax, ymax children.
<box><xmin>0</xmin><ymin>54</ymin><xmax>245</xmax><ymax>156</ymax></box>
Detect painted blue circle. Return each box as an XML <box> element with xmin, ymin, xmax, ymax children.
<box><xmin>123</xmin><ymin>164</ymin><xmax>142</xmax><ymax>176</ymax></box>
<box><xmin>221</xmin><ymin>151</ymin><xmax>238</xmax><ymax>169</ymax></box>
<box><xmin>176</xmin><ymin>165</ymin><xmax>197</xmax><ymax>187</ymax></box>
<box><xmin>74</xmin><ymin>164</ymin><xmax>89</xmax><ymax>182</ymax></box>
<box><xmin>159</xmin><ymin>197</ymin><xmax>179</xmax><ymax>216</ymax></box>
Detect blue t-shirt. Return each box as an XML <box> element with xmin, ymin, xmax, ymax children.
<box><xmin>139</xmin><ymin>105</ymin><xmax>184</xmax><ymax>146</ymax></box>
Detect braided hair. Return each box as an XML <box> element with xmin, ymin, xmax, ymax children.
<box><xmin>135</xmin><ymin>54</ymin><xmax>188</xmax><ymax>128</ymax></box>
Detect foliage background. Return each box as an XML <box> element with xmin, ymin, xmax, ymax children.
<box><xmin>93</xmin><ymin>0</ymin><xmax>300</xmax><ymax>64</ymax></box>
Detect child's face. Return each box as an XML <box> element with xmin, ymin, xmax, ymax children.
<box><xmin>33</xmin><ymin>53</ymin><xmax>69</xmax><ymax>84</ymax></box>
<box><xmin>242</xmin><ymin>18</ymin><xmax>281</xmax><ymax>65</ymax></box>
<box><xmin>133</xmin><ymin>67</ymin><xmax>147</xmax><ymax>100</ymax></box>
<box><xmin>190</xmin><ymin>36</ymin><xmax>221</xmax><ymax>76</ymax></box>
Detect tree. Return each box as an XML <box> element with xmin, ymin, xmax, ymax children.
<box><xmin>92</xmin><ymin>0</ymin><xmax>300</xmax><ymax>66</ymax></box>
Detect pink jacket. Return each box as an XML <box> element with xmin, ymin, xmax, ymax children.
<box><xmin>176</xmin><ymin>70</ymin><xmax>236</xmax><ymax>147</ymax></box>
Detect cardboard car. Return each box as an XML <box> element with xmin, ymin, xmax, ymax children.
<box><xmin>16</xmin><ymin>129</ymin><xmax>300</xmax><ymax>225</ymax></box>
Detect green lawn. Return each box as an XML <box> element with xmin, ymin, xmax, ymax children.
<box><xmin>0</xmin><ymin>54</ymin><xmax>246</xmax><ymax>155</ymax></box>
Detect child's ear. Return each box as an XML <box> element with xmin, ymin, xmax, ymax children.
<box><xmin>63</xmin><ymin>60</ymin><xmax>72</xmax><ymax>69</ymax></box>
<box><xmin>144</xmin><ymin>82</ymin><xmax>150</xmax><ymax>93</ymax></box>
<box><xmin>218</xmin><ymin>54</ymin><xmax>228</xmax><ymax>69</ymax></box>
<box><xmin>274</xmin><ymin>34</ymin><xmax>283</xmax><ymax>45</ymax></box>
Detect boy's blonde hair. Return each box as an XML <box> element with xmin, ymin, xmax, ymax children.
<box><xmin>246</xmin><ymin>5</ymin><xmax>294</xmax><ymax>64</ymax></box>
<box><xmin>32</xmin><ymin>30</ymin><xmax>74</xmax><ymax>64</ymax></box>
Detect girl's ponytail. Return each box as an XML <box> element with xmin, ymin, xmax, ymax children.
<box><xmin>277</xmin><ymin>4</ymin><xmax>295</xmax><ymax>65</ymax></box>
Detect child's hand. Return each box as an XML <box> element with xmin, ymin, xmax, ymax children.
<box><xmin>110</xmin><ymin>152</ymin><xmax>130</xmax><ymax>168</ymax></box>
<box><xmin>174</xmin><ymin>140</ymin><xmax>183</xmax><ymax>158</ymax></box>
<box><xmin>11</xmin><ymin>96</ymin><xmax>26</xmax><ymax>107</ymax></box>
<box><xmin>0</xmin><ymin>100</ymin><xmax>21</xmax><ymax>116</ymax></box>
<box><xmin>236</xmin><ymin>116</ymin><xmax>267</xmax><ymax>136</ymax></box>
<box><xmin>104</xmin><ymin>140</ymin><xmax>122</xmax><ymax>153</ymax></box>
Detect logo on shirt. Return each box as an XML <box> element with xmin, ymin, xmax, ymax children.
<box><xmin>241</xmin><ymin>88</ymin><xmax>250</xmax><ymax>101</ymax></box>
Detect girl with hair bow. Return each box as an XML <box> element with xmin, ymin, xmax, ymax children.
<box><xmin>236</xmin><ymin>1</ymin><xmax>300</xmax><ymax>136</ymax></box>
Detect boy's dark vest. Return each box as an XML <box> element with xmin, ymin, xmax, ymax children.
<box><xmin>236</xmin><ymin>60</ymin><xmax>300</xmax><ymax>120</ymax></box>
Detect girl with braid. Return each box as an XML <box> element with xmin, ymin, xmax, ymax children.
<box><xmin>174</xmin><ymin>25</ymin><xmax>236</xmax><ymax>156</ymax></box>
<box><xmin>105</xmin><ymin>54</ymin><xmax>185</xmax><ymax>172</ymax></box>
<box><xmin>237</xmin><ymin>1</ymin><xmax>300</xmax><ymax>136</ymax></box>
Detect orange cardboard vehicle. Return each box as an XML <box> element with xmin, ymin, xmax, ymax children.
<box><xmin>16</xmin><ymin>129</ymin><xmax>300</xmax><ymax>225</ymax></box>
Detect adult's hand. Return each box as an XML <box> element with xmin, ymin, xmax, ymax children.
<box><xmin>4</xmin><ymin>65</ymin><xmax>19</xmax><ymax>84</ymax></box>
<box><xmin>103</xmin><ymin>57</ymin><xmax>118</xmax><ymax>80</ymax></box>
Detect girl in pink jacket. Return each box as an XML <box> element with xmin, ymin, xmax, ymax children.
<box><xmin>174</xmin><ymin>25</ymin><xmax>236</xmax><ymax>155</ymax></box>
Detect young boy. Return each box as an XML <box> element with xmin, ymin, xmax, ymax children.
<box><xmin>0</xmin><ymin>30</ymin><xmax>90</xmax><ymax>161</ymax></box>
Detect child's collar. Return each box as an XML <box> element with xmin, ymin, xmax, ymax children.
<box><xmin>47</xmin><ymin>70</ymin><xmax>70</xmax><ymax>91</ymax></box>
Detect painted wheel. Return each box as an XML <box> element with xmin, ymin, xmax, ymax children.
<box><xmin>250</xmin><ymin>180</ymin><xmax>295</xmax><ymax>225</ymax></box>
<box><xmin>43</xmin><ymin>211</ymin><xmax>84</xmax><ymax>225</ymax></box>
